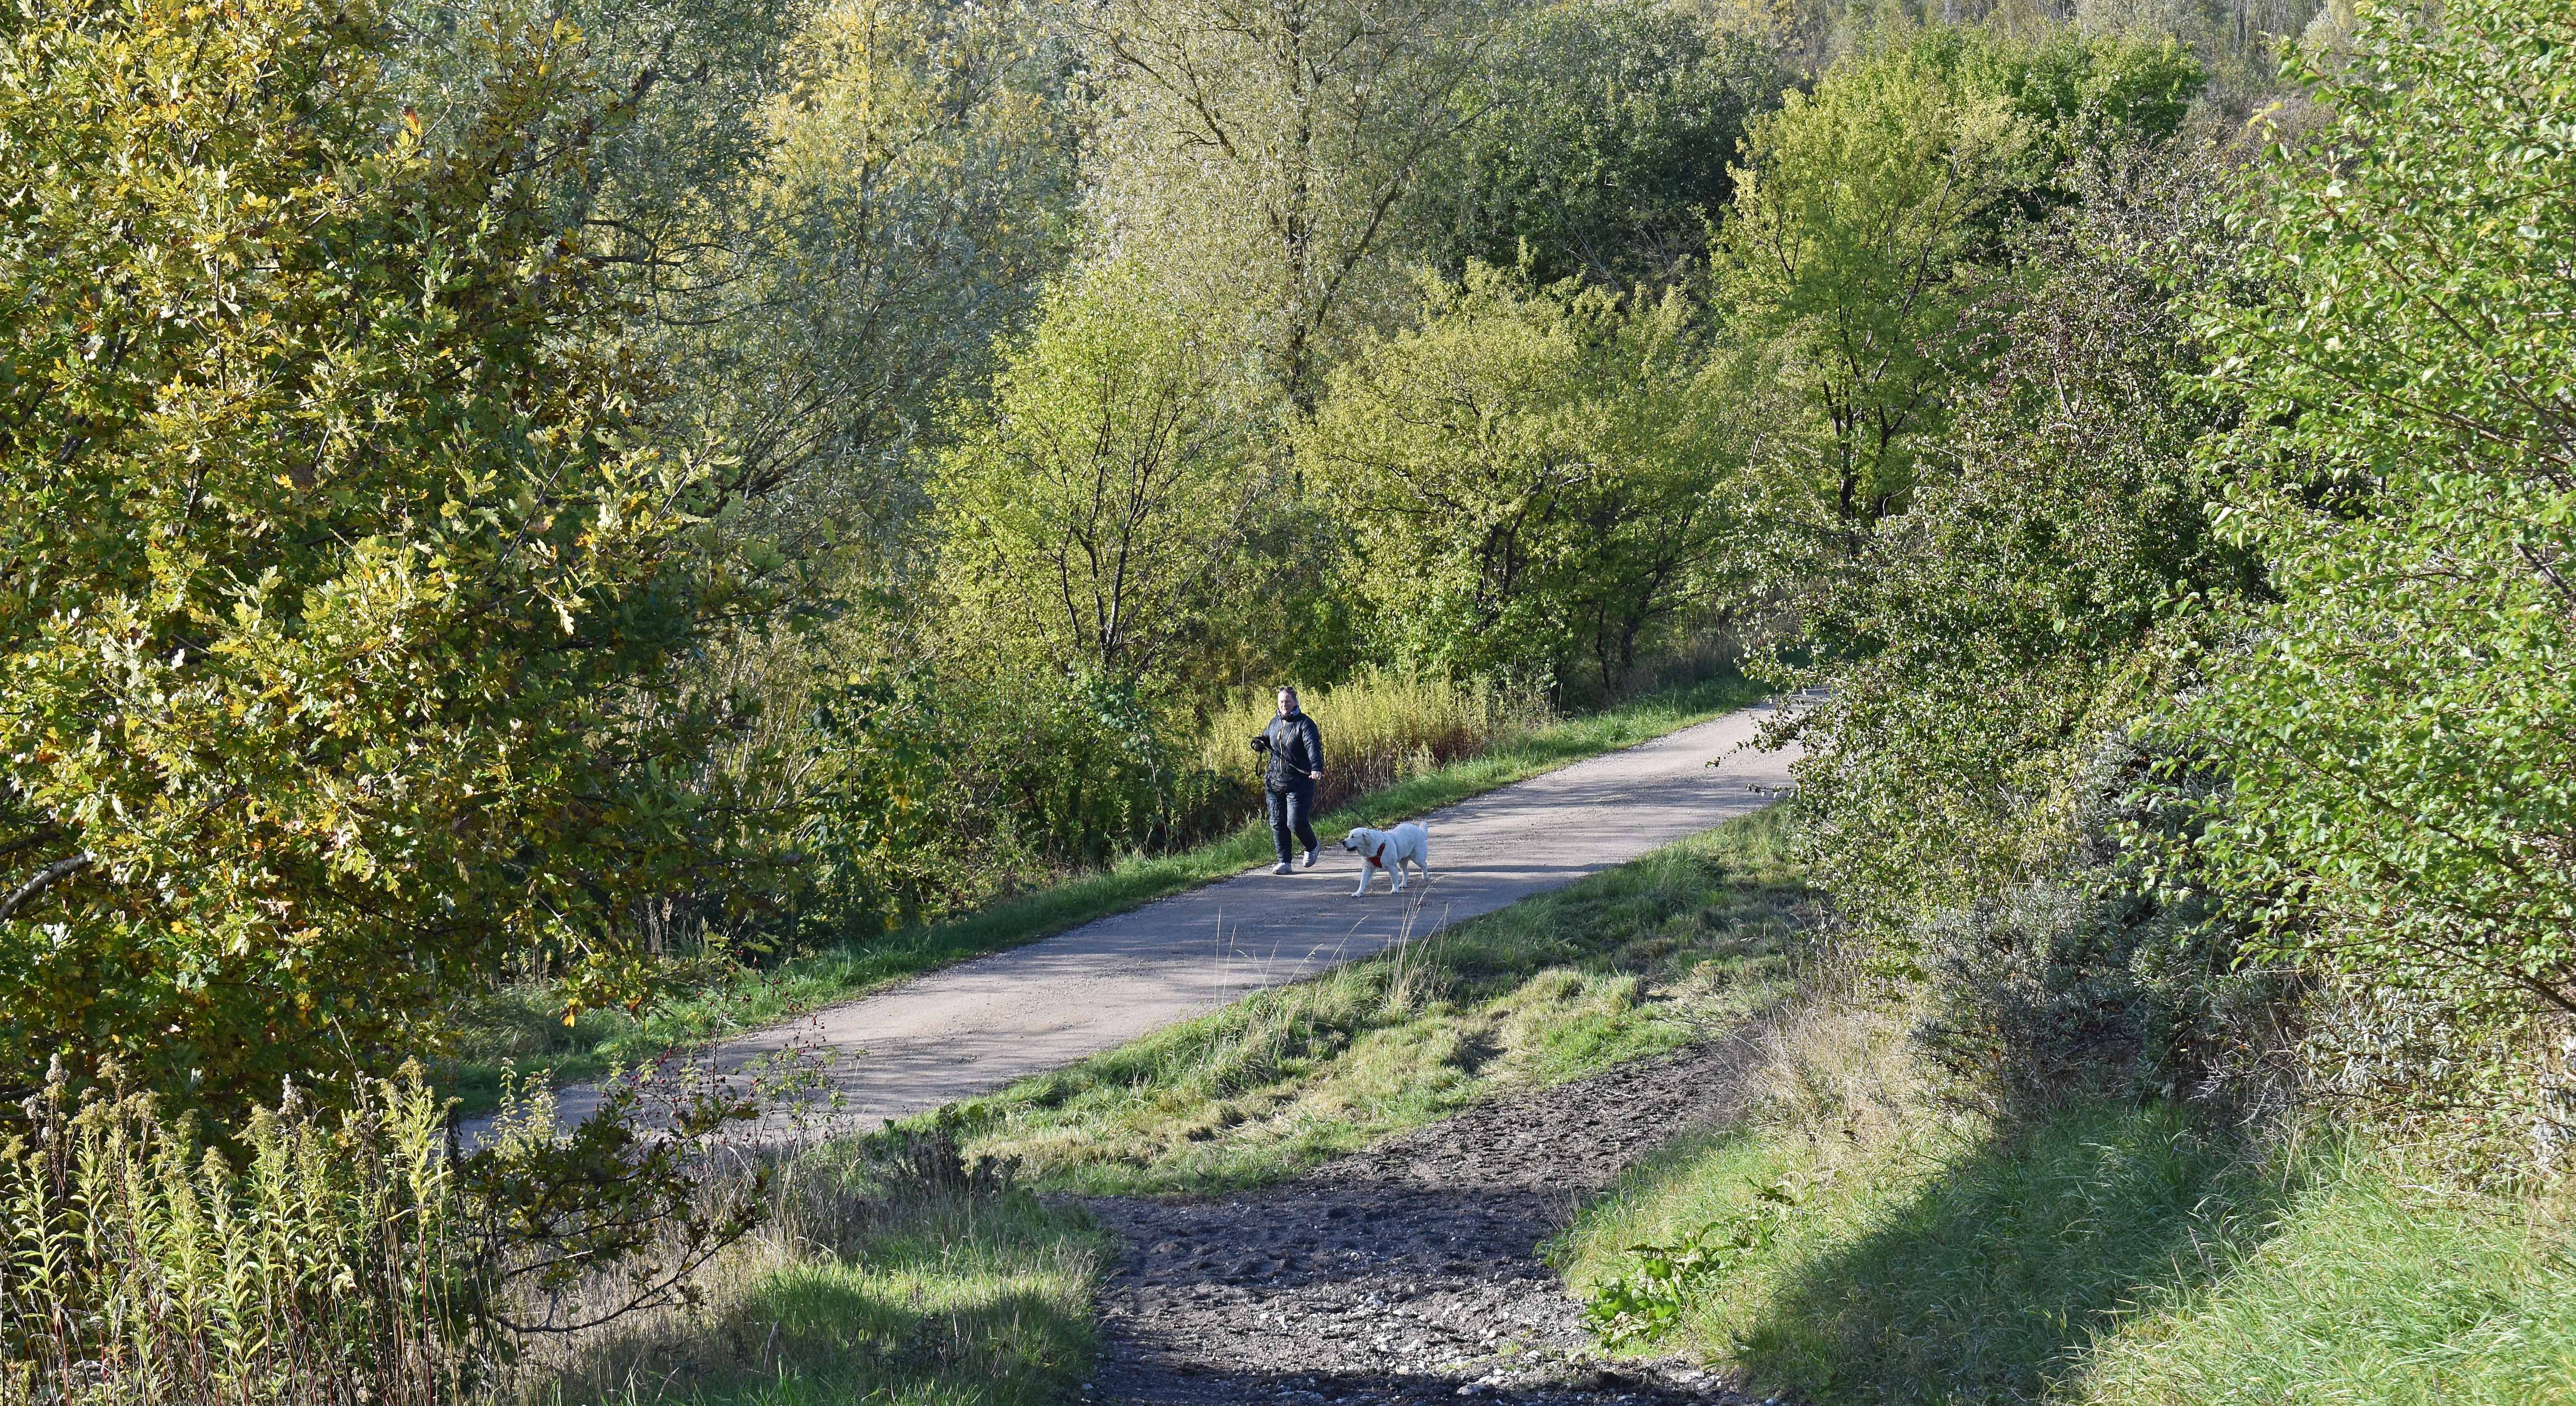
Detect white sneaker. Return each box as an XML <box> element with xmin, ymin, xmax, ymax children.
<box><xmin>1271</xmin><ymin>862</ymin><xmax>1292</xmax><ymax>875</ymax></box>
<box><xmin>1303</xmin><ymin>848</ymin><xmax>1318</xmax><ymax>869</ymax></box>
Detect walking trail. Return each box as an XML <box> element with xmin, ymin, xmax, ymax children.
<box><xmin>534</xmin><ymin>702</ymin><xmax>1797</xmax><ymax>1139</ymax></box>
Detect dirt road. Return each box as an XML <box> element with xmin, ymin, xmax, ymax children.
<box><xmin>529</xmin><ymin>702</ymin><xmax>1795</xmax><ymax>1138</ymax></box>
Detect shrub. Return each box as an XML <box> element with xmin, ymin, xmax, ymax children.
<box><xmin>0</xmin><ymin>0</ymin><xmax>776</xmax><ymax>1110</ymax></box>
<box><xmin>795</xmin><ymin>664</ymin><xmax>1240</xmax><ymax>940</ymax></box>
<box><xmin>2180</xmin><ymin>0</ymin><xmax>2576</xmax><ymax>1050</ymax></box>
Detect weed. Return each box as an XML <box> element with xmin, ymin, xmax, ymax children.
<box><xmin>1583</xmin><ymin>1170</ymin><xmax>1818</xmax><ymax>1349</ymax></box>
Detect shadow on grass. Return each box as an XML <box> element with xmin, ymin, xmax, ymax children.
<box><xmin>536</xmin><ymin>1186</ymin><xmax>1101</xmax><ymax>1406</ymax></box>
<box><xmin>1737</xmin><ymin>1101</ymin><xmax>2302</xmax><ymax>1406</ymax></box>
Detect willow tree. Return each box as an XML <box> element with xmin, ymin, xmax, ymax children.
<box><xmin>1078</xmin><ymin>0</ymin><xmax>1503</xmax><ymax>411</ymax></box>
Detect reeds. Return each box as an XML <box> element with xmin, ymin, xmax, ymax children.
<box><xmin>1200</xmin><ymin>668</ymin><xmax>1551</xmax><ymax>817</ymax></box>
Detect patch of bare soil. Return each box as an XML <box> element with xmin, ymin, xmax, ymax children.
<box><xmin>1083</xmin><ymin>1035</ymin><xmax>1774</xmax><ymax>1406</ymax></box>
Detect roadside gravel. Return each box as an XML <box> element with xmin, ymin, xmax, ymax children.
<box><xmin>1085</xmin><ymin>1031</ymin><xmax>1777</xmax><ymax>1405</ymax></box>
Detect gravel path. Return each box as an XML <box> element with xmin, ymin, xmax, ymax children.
<box><xmin>507</xmin><ymin>703</ymin><xmax>1794</xmax><ymax>1142</ymax></box>
<box><xmin>1083</xmin><ymin>1031</ymin><xmax>1780</xmax><ymax>1405</ymax></box>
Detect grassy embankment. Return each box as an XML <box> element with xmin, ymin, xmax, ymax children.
<box><xmin>445</xmin><ymin>672</ymin><xmax>1769</xmax><ymax>1112</ymax></box>
<box><xmin>1553</xmin><ymin>988</ymin><xmax>2576</xmax><ymax>1403</ymax></box>
<box><xmin>529</xmin><ymin>803</ymin><xmax>1803</xmax><ymax>1406</ymax></box>
<box><xmin>942</xmin><ymin>803</ymin><xmax>1808</xmax><ymax>1193</ymax></box>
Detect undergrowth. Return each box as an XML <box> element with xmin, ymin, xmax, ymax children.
<box><xmin>523</xmin><ymin>1134</ymin><xmax>1104</xmax><ymax>1406</ymax></box>
<box><xmin>438</xmin><ymin>674</ymin><xmax>1766</xmax><ymax>1113</ymax></box>
<box><xmin>921</xmin><ymin>806</ymin><xmax>1811</xmax><ymax>1195</ymax></box>
<box><xmin>1552</xmin><ymin>990</ymin><xmax>2576</xmax><ymax>1404</ymax></box>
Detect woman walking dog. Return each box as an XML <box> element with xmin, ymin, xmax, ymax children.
<box><xmin>1254</xmin><ymin>686</ymin><xmax>1325</xmax><ymax>874</ymax></box>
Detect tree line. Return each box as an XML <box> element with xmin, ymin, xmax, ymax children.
<box><xmin>3</xmin><ymin>0</ymin><xmax>2567</xmax><ymax>1165</ymax></box>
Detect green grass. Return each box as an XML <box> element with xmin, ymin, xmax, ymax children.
<box><xmin>530</xmin><ymin>1156</ymin><xmax>1109</xmax><ymax>1406</ymax></box>
<box><xmin>442</xmin><ymin>673</ymin><xmax>1769</xmax><ymax>1112</ymax></box>
<box><xmin>1551</xmin><ymin>1004</ymin><xmax>2576</xmax><ymax>1406</ymax></box>
<box><xmin>918</xmin><ymin>806</ymin><xmax>1808</xmax><ymax>1195</ymax></box>
<box><xmin>2076</xmin><ymin>1145</ymin><xmax>2576</xmax><ymax>1405</ymax></box>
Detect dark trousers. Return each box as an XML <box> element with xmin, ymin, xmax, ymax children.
<box><xmin>1267</xmin><ymin>782</ymin><xmax>1317</xmax><ymax>864</ymax></box>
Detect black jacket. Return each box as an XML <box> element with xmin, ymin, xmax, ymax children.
<box><xmin>1256</xmin><ymin>712</ymin><xmax>1324</xmax><ymax>791</ymax></box>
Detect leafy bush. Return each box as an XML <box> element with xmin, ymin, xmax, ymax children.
<box><xmin>1765</xmin><ymin>137</ymin><xmax>2256</xmax><ymax>947</ymax></box>
<box><xmin>2177</xmin><ymin>0</ymin><xmax>2576</xmax><ymax>1052</ymax></box>
<box><xmin>0</xmin><ymin>0</ymin><xmax>776</xmax><ymax>1109</ymax></box>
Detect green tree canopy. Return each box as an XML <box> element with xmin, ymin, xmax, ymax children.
<box><xmin>1421</xmin><ymin>0</ymin><xmax>1789</xmax><ymax>289</ymax></box>
<box><xmin>1718</xmin><ymin>25</ymin><xmax>2202</xmax><ymax>536</ymax></box>
<box><xmin>2180</xmin><ymin>0</ymin><xmax>2576</xmax><ymax>1021</ymax></box>
<box><xmin>0</xmin><ymin>0</ymin><xmax>760</xmax><ymax>1109</ymax></box>
<box><xmin>1305</xmin><ymin>265</ymin><xmax>1760</xmax><ymax>696</ymax></box>
<box><xmin>932</xmin><ymin>261</ymin><xmax>1261</xmax><ymax>688</ymax></box>
<box><xmin>1077</xmin><ymin>0</ymin><xmax>1501</xmax><ymax>411</ymax></box>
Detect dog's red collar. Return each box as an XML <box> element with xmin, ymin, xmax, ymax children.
<box><xmin>1368</xmin><ymin>842</ymin><xmax>1386</xmax><ymax>868</ymax></box>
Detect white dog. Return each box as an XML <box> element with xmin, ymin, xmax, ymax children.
<box><xmin>1340</xmin><ymin>821</ymin><xmax>1430</xmax><ymax>896</ymax></box>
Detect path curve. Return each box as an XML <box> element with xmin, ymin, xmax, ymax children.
<box><xmin>528</xmin><ymin>703</ymin><xmax>1796</xmax><ymax>1139</ymax></box>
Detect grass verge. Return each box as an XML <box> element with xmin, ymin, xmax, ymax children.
<box><xmin>1551</xmin><ymin>991</ymin><xmax>2576</xmax><ymax>1404</ymax></box>
<box><xmin>443</xmin><ymin>673</ymin><xmax>1769</xmax><ymax>1112</ymax></box>
<box><xmin>523</xmin><ymin>1143</ymin><xmax>1110</xmax><ymax>1406</ymax></box>
<box><xmin>925</xmin><ymin>806</ymin><xmax>1809</xmax><ymax>1195</ymax></box>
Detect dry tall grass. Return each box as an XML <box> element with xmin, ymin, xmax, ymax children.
<box><xmin>0</xmin><ymin>1058</ymin><xmax>791</xmax><ymax>1406</ymax></box>
<box><xmin>1200</xmin><ymin>668</ymin><xmax>1552</xmax><ymax>817</ymax></box>
<box><xmin>0</xmin><ymin>1064</ymin><xmax>484</xmax><ymax>1406</ymax></box>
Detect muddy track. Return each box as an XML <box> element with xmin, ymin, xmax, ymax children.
<box><xmin>1083</xmin><ymin>1028</ymin><xmax>1778</xmax><ymax>1406</ymax></box>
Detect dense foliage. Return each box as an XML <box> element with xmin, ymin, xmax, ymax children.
<box><xmin>0</xmin><ymin>0</ymin><xmax>771</xmax><ymax>1107</ymax></box>
<box><xmin>1424</xmin><ymin>1</ymin><xmax>1788</xmax><ymax>288</ymax></box>
<box><xmin>0</xmin><ymin>0</ymin><xmax>2558</xmax><ymax>1201</ymax></box>
<box><xmin>2182</xmin><ymin>0</ymin><xmax>2576</xmax><ymax>1030</ymax></box>
<box><xmin>1307</xmin><ymin>266</ymin><xmax>1758</xmax><ymax>693</ymax></box>
<box><xmin>12</xmin><ymin>0</ymin><xmax>2576</xmax><ymax>1394</ymax></box>
<box><xmin>1781</xmin><ymin>147</ymin><xmax>2254</xmax><ymax>943</ymax></box>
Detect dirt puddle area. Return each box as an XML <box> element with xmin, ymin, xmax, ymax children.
<box><xmin>1083</xmin><ymin>1036</ymin><xmax>1775</xmax><ymax>1405</ymax></box>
